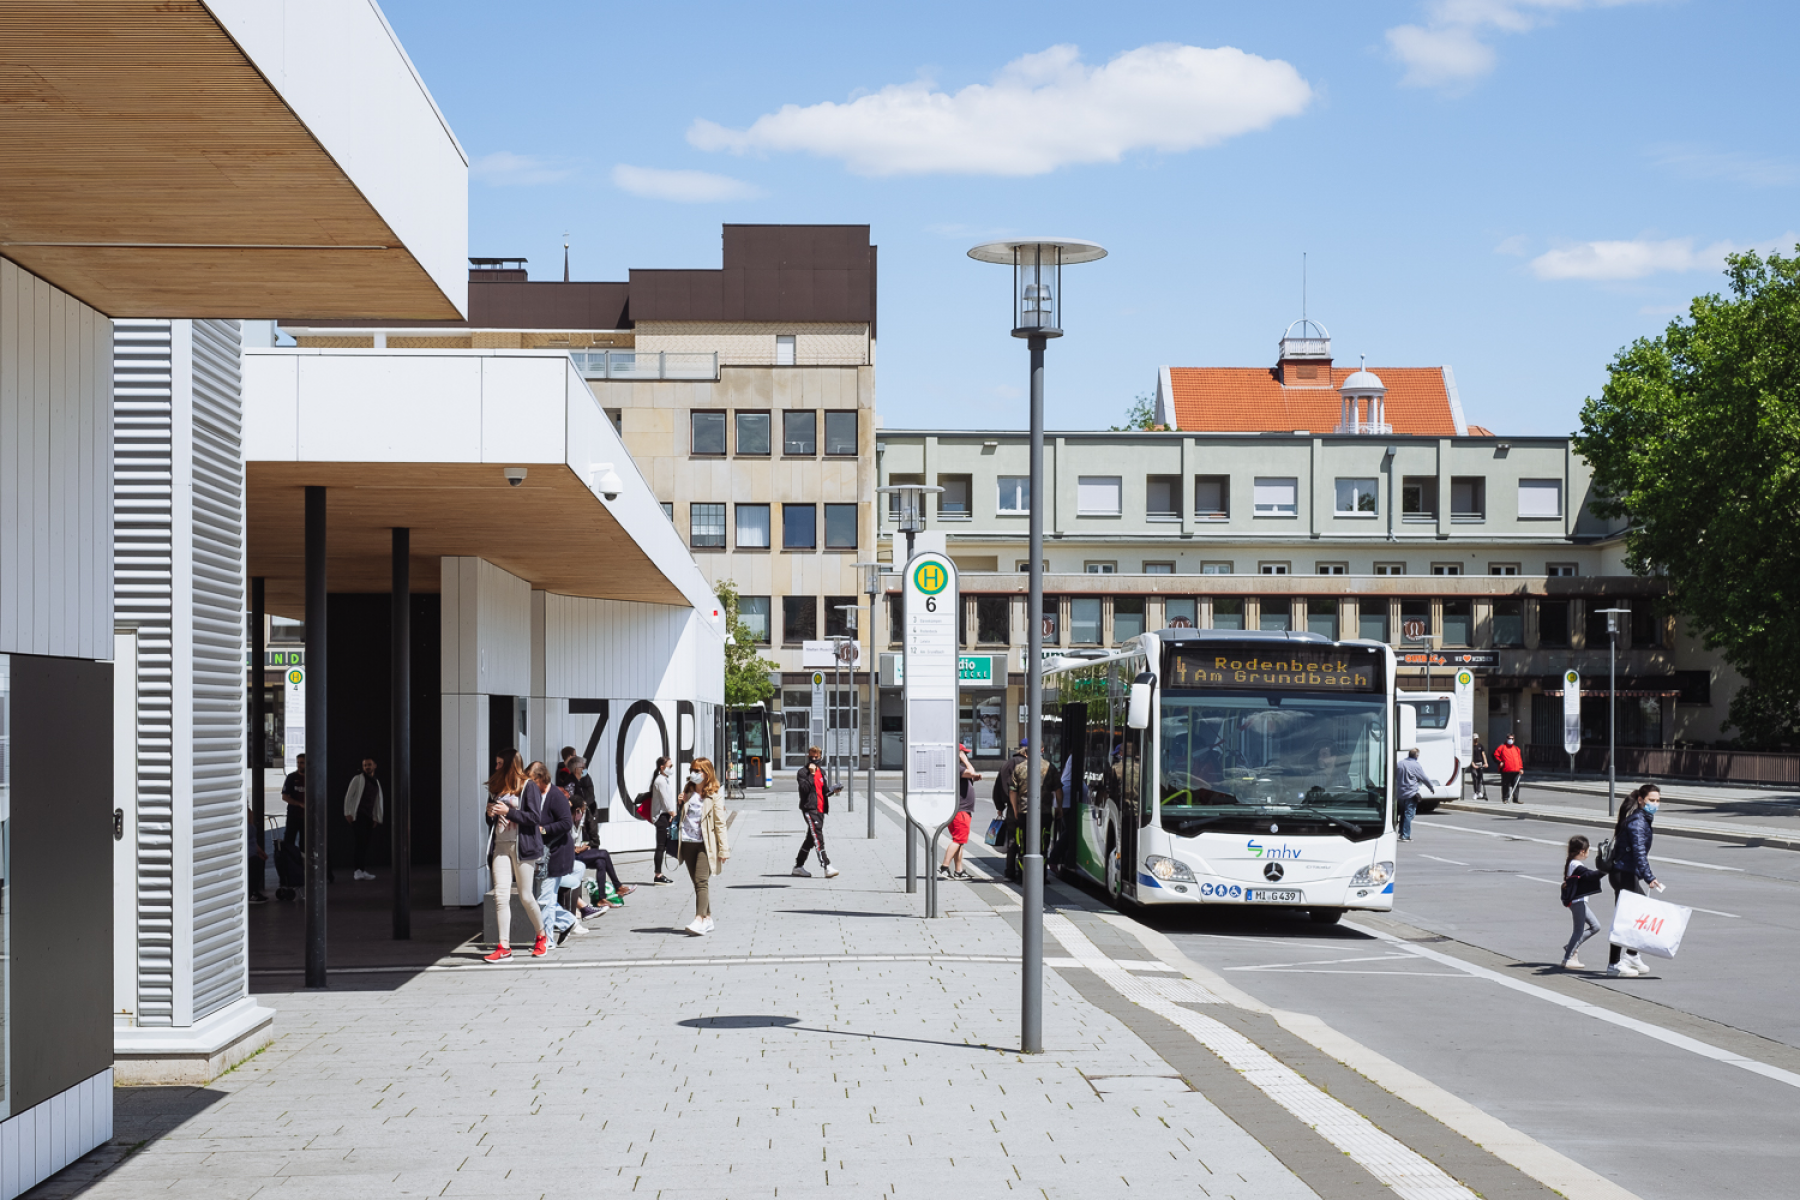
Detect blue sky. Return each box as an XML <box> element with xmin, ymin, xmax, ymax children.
<box><xmin>382</xmin><ymin>0</ymin><xmax>1797</xmax><ymax>436</ymax></box>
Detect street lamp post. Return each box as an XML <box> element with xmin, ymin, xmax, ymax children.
<box><xmin>968</xmin><ymin>237</ymin><xmax>1107</xmax><ymax>1055</ymax></box>
<box><xmin>875</xmin><ymin>484</ymin><xmax>942</xmax><ymax>893</ymax></box>
<box><xmin>1597</xmin><ymin>608</ymin><xmax>1630</xmax><ymax>816</ymax></box>
<box><xmin>854</xmin><ymin>561</ymin><xmax>884</xmax><ymax>839</ymax></box>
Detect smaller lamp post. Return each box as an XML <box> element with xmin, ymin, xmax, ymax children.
<box><xmin>1596</xmin><ymin>607</ymin><xmax>1630</xmax><ymax>816</ymax></box>
<box><xmin>876</xmin><ymin>484</ymin><xmax>942</xmax><ymax>892</ymax></box>
<box><xmin>853</xmin><ymin>562</ymin><xmax>886</xmax><ymax>839</ymax></box>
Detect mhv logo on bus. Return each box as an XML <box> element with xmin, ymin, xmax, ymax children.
<box><xmin>1247</xmin><ymin>839</ymin><xmax>1301</xmax><ymax>860</ymax></box>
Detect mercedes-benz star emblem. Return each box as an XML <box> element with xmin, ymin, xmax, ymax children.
<box><xmin>1263</xmin><ymin>862</ymin><xmax>1285</xmax><ymax>882</ymax></box>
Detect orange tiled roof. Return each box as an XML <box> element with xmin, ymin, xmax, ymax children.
<box><xmin>1166</xmin><ymin>365</ymin><xmax>1465</xmax><ymax>435</ymax></box>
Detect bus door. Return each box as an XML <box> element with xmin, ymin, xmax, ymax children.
<box><xmin>1057</xmin><ymin>703</ymin><xmax>1086</xmax><ymax>872</ymax></box>
<box><xmin>1117</xmin><ymin>718</ymin><xmax>1142</xmax><ymax>902</ymax></box>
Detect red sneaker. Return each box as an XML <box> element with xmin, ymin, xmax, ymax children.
<box><xmin>531</xmin><ymin>932</ymin><xmax>549</xmax><ymax>957</ymax></box>
<box><xmin>483</xmin><ymin>945</ymin><xmax>512</xmax><ymax>963</ymax></box>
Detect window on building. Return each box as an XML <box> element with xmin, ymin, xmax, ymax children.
<box><xmin>1431</xmin><ymin>563</ymin><xmax>1463</xmax><ymax>576</ymax></box>
<box><xmin>689</xmin><ymin>503</ymin><xmax>726</xmax><ymax>548</ymax></box>
<box><xmin>824</xmin><ymin>503</ymin><xmax>857</xmax><ymax>549</ymax></box>
<box><xmin>737</xmin><ymin>596</ymin><xmax>772</xmax><ymax>644</ymax></box>
<box><xmin>937</xmin><ymin>474</ymin><xmax>971</xmax><ymax>518</ymax></box>
<box><xmin>1069</xmin><ymin>597</ymin><xmax>1102</xmax><ymax>644</ymax></box>
<box><xmin>1143</xmin><ymin>562</ymin><xmax>1175</xmax><ymax>575</ymax></box>
<box><xmin>736</xmin><ymin>504</ymin><xmax>771</xmax><ymax>549</ymax></box>
<box><xmin>1402</xmin><ymin>476</ymin><xmax>1437</xmax><ymax>519</ymax></box>
<box><xmin>1359</xmin><ymin>600</ymin><xmax>1389</xmax><ymax>643</ymax></box>
<box><xmin>975</xmin><ymin>596</ymin><xmax>1010</xmax><ymax>644</ymax></box>
<box><xmin>1451</xmin><ymin>476</ymin><xmax>1486</xmax><ymax>521</ymax></box>
<box><xmin>1114</xmin><ymin>597</ymin><xmax>1146</xmax><ymax>643</ymax></box>
<box><xmin>1146</xmin><ymin>475</ymin><xmax>1180</xmax><ymax>520</ymax></box>
<box><xmin>1539</xmin><ymin>599</ymin><xmax>1572</xmax><ymax>647</ymax></box>
<box><xmin>1335</xmin><ymin>477</ymin><xmax>1379</xmax><ymax>515</ymax></box>
<box><xmin>1489</xmin><ymin>563</ymin><xmax>1520</xmax><ymax>576</ymax></box>
<box><xmin>825</xmin><ymin>595</ymin><xmax>857</xmax><ymax>639</ymax></box>
<box><xmin>1202</xmin><ymin>474</ymin><xmax>1231</xmax><ymax>521</ymax></box>
<box><xmin>886</xmin><ymin>473</ymin><xmax>924</xmax><ymax>520</ymax></box>
<box><xmin>1259</xmin><ymin>562</ymin><xmax>1290</xmax><ymax>575</ymax></box>
<box><xmin>1519</xmin><ymin>479</ymin><xmax>1563</xmax><ymax>519</ymax></box>
<box><xmin>691</xmin><ymin>410</ymin><xmax>726</xmax><ymax>456</ymax></box>
<box><xmin>1017</xmin><ymin>560</ymin><xmax>1046</xmax><ymax>572</ymax></box>
<box><xmin>1399</xmin><ymin>599</ymin><xmax>1431</xmax><ymax>641</ymax></box>
<box><xmin>659</xmin><ymin>502</ymin><xmax>673</xmax><ymax>521</ymax></box>
<box><xmin>1374</xmin><ymin>563</ymin><xmax>1406</xmax><ymax>576</ymax></box>
<box><xmin>736</xmin><ymin>411</ymin><xmax>771</xmax><ymax>456</ymax></box>
<box><xmin>1040</xmin><ymin>600</ymin><xmax>1060</xmax><ymax>644</ymax></box>
<box><xmin>1085</xmin><ymin>561</ymin><xmax>1117</xmax><ymax>574</ymax></box>
<box><xmin>1194</xmin><ymin>475</ymin><xmax>1230</xmax><ymax>520</ymax></box>
<box><xmin>1308</xmin><ymin>599</ymin><xmax>1338</xmax><ymax>639</ymax></box>
<box><xmin>1165</xmin><ymin>597</ymin><xmax>1197</xmax><ymax>628</ymax></box>
<box><xmin>1443</xmin><ymin>599</ymin><xmax>1472</xmax><ymax>646</ymax></box>
<box><xmin>1200</xmin><ymin>562</ymin><xmax>1234</xmax><ymax>575</ymax></box>
<box><xmin>783</xmin><ymin>503</ymin><xmax>816</xmax><ymax>550</ymax></box>
<box><xmin>1078</xmin><ymin>475</ymin><xmax>1122</xmax><ymax>516</ymax></box>
<box><xmin>824</xmin><ymin>411</ymin><xmax>858</xmax><ymax>456</ymax></box>
<box><xmin>1212</xmin><ymin>597</ymin><xmax>1245</xmax><ymax>631</ymax></box>
<box><xmin>783</xmin><ymin>410</ymin><xmax>817</xmax><ymax>456</ymax></box>
<box><xmin>1631</xmin><ymin>601</ymin><xmax>1663</xmax><ymax>648</ymax></box>
<box><xmin>1253</xmin><ymin>476</ymin><xmax>1298</xmax><ymax>516</ymax></box>
<box><xmin>1259</xmin><ymin>598</ymin><xmax>1292</xmax><ymax>632</ymax></box>
<box><xmin>775</xmin><ymin>334</ymin><xmax>796</xmax><ymax>365</ymax></box>
<box><xmin>783</xmin><ymin>595</ymin><xmax>817</xmax><ymax>644</ymax></box>
<box><xmin>605</xmin><ymin>408</ymin><xmax>623</xmax><ymax>434</ymax></box>
<box><xmin>887</xmin><ymin>592</ymin><xmax>904</xmax><ymax>646</ymax></box>
<box><xmin>1493</xmin><ymin>599</ymin><xmax>1523</xmax><ymax>647</ymax></box>
<box><xmin>1547</xmin><ymin>563</ymin><xmax>1578</xmax><ymax>577</ymax></box>
<box><xmin>1317</xmin><ymin>563</ymin><xmax>1347</xmax><ymax>575</ymax></box>
<box><xmin>997</xmin><ymin>475</ymin><xmax>1030</xmax><ymax>514</ymax></box>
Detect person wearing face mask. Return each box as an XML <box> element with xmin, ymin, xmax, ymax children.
<box><xmin>792</xmin><ymin>746</ymin><xmax>840</xmax><ymax>879</ymax></box>
<box><xmin>674</xmin><ymin>758</ymin><xmax>730</xmax><ymax>935</ymax></box>
<box><xmin>1605</xmin><ymin>784</ymin><xmax>1667</xmax><ymax>978</ymax></box>
<box><xmin>650</xmin><ymin>756</ymin><xmax>678</xmax><ymax>884</ymax></box>
<box><xmin>1494</xmin><ymin>735</ymin><xmax>1525</xmax><ymax>804</ymax></box>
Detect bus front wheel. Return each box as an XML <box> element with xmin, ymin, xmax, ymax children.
<box><xmin>1308</xmin><ymin>908</ymin><xmax>1344</xmax><ymax>924</ymax></box>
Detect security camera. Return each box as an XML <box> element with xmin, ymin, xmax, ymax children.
<box><xmin>504</xmin><ymin>467</ymin><xmax>527</xmax><ymax>487</ymax></box>
<box><xmin>589</xmin><ymin>462</ymin><xmax>624</xmax><ymax>502</ymax></box>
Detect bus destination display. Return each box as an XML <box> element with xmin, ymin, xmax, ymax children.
<box><xmin>1168</xmin><ymin>648</ymin><xmax>1381</xmax><ymax>692</ymax></box>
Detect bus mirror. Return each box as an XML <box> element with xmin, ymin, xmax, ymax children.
<box><xmin>1127</xmin><ymin>672</ymin><xmax>1154</xmax><ymax>730</ymax></box>
<box><xmin>1398</xmin><ymin>702</ymin><xmax>1418</xmax><ymax>753</ymax></box>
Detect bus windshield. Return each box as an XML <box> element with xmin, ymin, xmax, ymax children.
<box><xmin>1160</xmin><ymin>691</ymin><xmax>1388</xmax><ymax>840</ymax></box>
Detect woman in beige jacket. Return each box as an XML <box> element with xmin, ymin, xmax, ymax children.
<box><xmin>675</xmin><ymin>757</ymin><xmax>730</xmax><ymax>936</ymax></box>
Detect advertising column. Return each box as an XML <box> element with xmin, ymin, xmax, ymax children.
<box><xmin>904</xmin><ymin>553</ymin><xmax>959</xmax><ymax>902</ymax></box>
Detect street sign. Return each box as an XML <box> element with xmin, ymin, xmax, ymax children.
<box><xmin>1398</xmin><ymin>650</ymin><xmax>1499</xmax><ymax>669</ymax></box>
<box><xmin>801</xmin><ymin>640</ymin><xmax>838</xmax><ymax>668</ymax></box>
<box><xmin>877</xmin><ymin>653</ymin><xmax>997</xmax><ymax>688</ymax></box>
<box><xmin>1453</xmin><ymin>669</ymin><xmax>1474</xmax><ymax>762</ymax></box>
<box><xmin>283</xmin><ymin>666</ymin><xmax>306</xmax><ymax>772</ymax></box>
<box><xmin>1401</xmin><ymin>618</ymin><xmax>1429</xmax><ymax>640</ymax></box>
<box><xmin>1562</xmin><ymin>669</ymin><xmax>1582</xmax><ymax>755</ymax></box>
<box><xmin>903</xmin><ymin>553</ymin><xmax>959</xmax><ymax>829</ymax></box>
<box><xmin>810</xmin><ymin>671</ymin><xmax>826</xmax><ymax>754</ymax></box>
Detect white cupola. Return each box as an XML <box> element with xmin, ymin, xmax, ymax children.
<box><xmin>1337</xmin><ymin>354</ymin><xmax>1391</xmax><ymax>435</ymax></box>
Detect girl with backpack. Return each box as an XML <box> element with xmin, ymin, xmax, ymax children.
<box><xmin>1603</xmin><ymin>785</ymin><xmax>1666</xmax><ymax>977</ymax></box>
<box><xmin>1559</xmin><ymin>835</ymin><xmax>1606</xmax><ymax>969</ymax></box>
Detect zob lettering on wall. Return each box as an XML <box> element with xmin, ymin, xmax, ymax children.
<box><xmin>547</xmin><ymin>697</ymin><xmax>714</xmax><ymax>853</ymax></box>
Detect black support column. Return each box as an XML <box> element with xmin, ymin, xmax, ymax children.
<box><xmin>304</xmin><ymin>486</ymin><xmax>328</xmax><ymax>988</ymax></box>
<box><xmin>391</xmin><ymin>527</ymin><xmax>412</xmax><ymax>940</ymax></box>
<box><xmin>250</xmin><ymin>576</ymin><xmax>266</xmax><ymax>895</ymax></box>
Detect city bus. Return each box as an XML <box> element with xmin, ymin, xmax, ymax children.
<box><xmin>1396</xmin><ymin>690</ymin><xmax>1461</xmax><ymax>812</ymax></box>
<box><xmin>1046</xmin><ymin>629</ymin><xmax>1403</xmax><ymax>923</ymax></box>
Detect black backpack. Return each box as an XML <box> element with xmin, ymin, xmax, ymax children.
<box><xmin>1594</xmin><ymin>837</ymin><xmax>1615</xmax><ymax>873</ymax></box>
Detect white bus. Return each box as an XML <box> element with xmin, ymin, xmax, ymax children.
<box><xmin>1045</xmin><ymin>629</ymin><xmax>1405</xmax><ymax>923</ymax></box>
<box><xmin>1396</xmin><ymin>691</ymin><xmax>1462</xmax><ymax>812</ymax></box>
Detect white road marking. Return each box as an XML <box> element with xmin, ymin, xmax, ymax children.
<box><xmin>1226</xmin><ymin>953</ymin><xmax>1417</xmax><ymax>971</ymax></box>
<box><xmin>1418</xmin><ymin>853</ymin><xmax>1470</xmax><ymax>865</ymax></box>
<box><xmin>1421</xmin><ymin>821</ymin><xmax>1745</xmax><ymax>870</ymax></box>
<box><xmin>1231</xmin><ymin>969</ymin><xmax>1476</xmax><ymax>978</ymax></box>
<box><xmin>1686</xmin><ymin>905</ymin><xmax>1742</xmax><ymax>919</ymax></box>
<box><xmin>1345</xmin><ymin>920</ymin><xmax>1800</xmax><ymax>1091</ymax></box>
<box><xmin>1047</xmin><ymin>914</ymin><xmax>1479</xmax><ymax>1200</ymax></box>
<box><xmin>1518</xmin><ymin>875</ymin><xmax>1561</xmax><ymax>885</ymax></box>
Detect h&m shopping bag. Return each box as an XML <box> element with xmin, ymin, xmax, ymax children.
<box><xmin>1610</xmin><ymin>889</ymin><xmax>1693</xmax><ymax>959</ymax></box>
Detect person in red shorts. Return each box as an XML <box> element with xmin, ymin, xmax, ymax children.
<box><xmin>939</xmin><ymin>743</ymin><xmax>981</xmax><ymax>882</ymax></box>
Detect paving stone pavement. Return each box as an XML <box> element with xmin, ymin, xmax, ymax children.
<box><xmin>38</xmin><ymin>792</ymin><xmax>1322</xmax><ymax>1200</ymax></box>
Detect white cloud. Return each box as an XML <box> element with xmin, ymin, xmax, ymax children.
<box><xmin>1528</xmin><ymin>233</ymin><xmax>1796</xmax><ymax>281</ymax></box>
<box><xmin>470</xmin><ymin>151</ymin><xmax>572</xmax><ymax>187</ymax></box>
<box><xmin>1648</xmin><ymin>143</ymin><xmax>1800</xmax><ymax>188</ymax></box>
<box><xmin>1492</xmin><ymin>233</ymin><xmax>1531</xmax><ymax>257</ymax></box>
<box><xmin>1387</xmin><ymin>0</ymin><xmax>1650</xmax><ymax>90</ymax></box>
<box><xmin>687</xmin><ymin>43</ymin><xmax>1312</xmax><ymax>177</ymax></box>
<box><xmin>610</xmin><ymin>165</ymin><xmax>763</xmax><ymax>203</ymax></box>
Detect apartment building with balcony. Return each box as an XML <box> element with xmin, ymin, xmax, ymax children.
<box><xmin>279</xmin><ymin>225</ymin><xmax>877</xmax><ymax>768</ymax></box>
<box><xmin>872</xmin><ymin>319</ymin><xmax>1736</xmax><ymax>770</ymax></box>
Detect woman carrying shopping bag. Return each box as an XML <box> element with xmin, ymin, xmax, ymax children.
<box><xmin>675</xmin><ymin>757</ymin><xmax>730</xmax><ymax>936</ymax></box>
<box><xmin>1605</xmin><ymin>785</ymin><xmax>1666</xmax><ymax>977</ymax></box>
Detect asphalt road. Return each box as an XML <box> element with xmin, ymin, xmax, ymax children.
<box><xmin>1143</xmin><ymin>805</ymin><xmax>1800</xmax><ymax>1200</ymax></box>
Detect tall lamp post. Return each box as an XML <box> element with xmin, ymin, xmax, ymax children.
<box><xmin>1597</xmin><ymin>607</ymin><xmax>1630</xmax><ymax>816</ymax></box>
<box><xmin>853</xmin><ymin>561</ymin><xmax>885</xmax><ymax>839</ymax></box>
<box><xmin>968</xmin><ymin>237</ymin><xmax>1107</xmax><ymax>1055</ymax></box>
<box><xmin>875</xmin><ymin>483</ymin><xmax>942</xmax><ymax>893</ymax></box>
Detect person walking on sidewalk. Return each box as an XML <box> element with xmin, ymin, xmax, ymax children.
<box><xmin>1560</xmin><ymin>835</ymin><xmax>1606</xmax><ymax>969</ymax></box>
<box><xmin>1470</xmin><ymin>735</ymin><xmax>1491</xmax><ymax>800</ymax></box>
<box><xmin>1606</xmin><ymin>785</ymin><xmax>1666</xmax><ymax>978</ymax></box>
<box><xmin>483</xmin><ymin>751</ymin><xmax>548</xmax><ymax>963</ymax></box>
<box><xmin>939</xmin><ymin>743</ymin><xmax>980</xmax><ymax>881</ymax></box>
<box><xmin>651</xmin><ymin>756</ymin><xmax>678</xmax><ymax>884</ymax></box>
<box><xmin>1396</xmin><ymin>747</ymin><xmax>1432</xmax><ymax>841</ymax></box>
<box><xmin>676</xmin><ymin>757</ymin><xmax>730</xmax><ymax>936</ymax></box>
<box><xmin>1494</xmin><ymin>735</ymin><xmax>1525</xmax><ymax>803</ymax></box>
<box><xmin>343</xmin><ymin>757</ymin><xmax>384</xmax><ymax>880</ymax></box>
<box><xmin>792</xmin><ymin>746</ymin><xmax>840</xmax><ymax>879</ymax></box>
<box><xmin>526</xmin><ymin>760</ymin><xmax>577</xmax><ymax>946</ymax></box>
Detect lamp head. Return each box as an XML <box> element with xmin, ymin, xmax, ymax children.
<box><xmin>968</xmin><ymin>238</ymin><xmax>1107</xmax><ymax>338</ymax></box>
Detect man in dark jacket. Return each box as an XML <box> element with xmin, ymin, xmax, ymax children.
<box><xmin>529</xmin><ymin>768</ymin><xmax>576</xmax><ymax>945</ymax></box>
<box><xmin>793</xmin><ymin>746</ymin><xmax>840</xmax><ymax>879</ymax></box>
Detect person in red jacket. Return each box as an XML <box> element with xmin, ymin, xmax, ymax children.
<box><xmin>792</xmin><ymin>746</ymin><xmax>840</xmax><ymax>879</ymax></box>
<box><xmin>1494</xmin><ymin>735</ymin><xmax>1525</xmax><ymax>803</ymax></box>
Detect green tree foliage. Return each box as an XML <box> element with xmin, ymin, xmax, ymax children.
<box><xmin>1110</xmin><ymin>391</ymin><xmax>1168</xmax><ymax>432</ymax></box>
<box><xmin>1573</xmin><ymin>249</ymin><xmax>1800</xmax><ymax>748</ymax></box>
<box><xmin>714</xmin><ymin>579</ymin><xmax>778</xmax><ymax>707</ymax></box>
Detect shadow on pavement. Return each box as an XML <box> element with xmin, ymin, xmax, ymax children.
<box><xmin>21</xmin><ymin>1086</ymin><xmax>228</xmax><ymax>1200</ymax></box>
<box><xmin>249</xmin><ymin>871</ymin><xmax>477</xmax><ymax>992</ymax></box>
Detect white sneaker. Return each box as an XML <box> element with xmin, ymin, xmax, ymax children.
<box><xmin>566</xmin><ymin>920</ymin><xmax>586</xmax><ymax>936</ymax></box>
<box><xmin>823</xmin><ymin>865</ymin><xmax>840</xmax><ymax>879</ymax></box>
<box><xmin>684</xmin><ymin>918</ymin><xmax>707</xmax><ymax>936</ymax></box>
<box><xmin>1562</xmin><ymin>956</ymin><xmax>1583</xmax><ymax>970</ymax></box>
<box><xmin>1606</xmin><ymin>959</ymin><xmax>1640</xmax><ymax>977</ymax></box>
<box><xmin>702</xmin><ymin>916</ymin><xmax>715</xmax><ymax>933</ymax></box>
<box><xmin>1626</xmin><ymin>952</ymin><xmax>1648</xmax><ymax>975</ymax></box>
<box><xmin>791</xmin><ymin>866</ymin><xmax>811</xmax><ymax>878</ymax></box>
<box><xmin>352</xmin><ymin>870</ymin><xmax>370</xmax><ymax>881</ymax></box>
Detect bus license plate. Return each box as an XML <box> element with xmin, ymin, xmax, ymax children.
<box><xmin>1249</xmin><ymin>889</ymin><xmax>1303</xmax><ymax>903</ymax></box>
